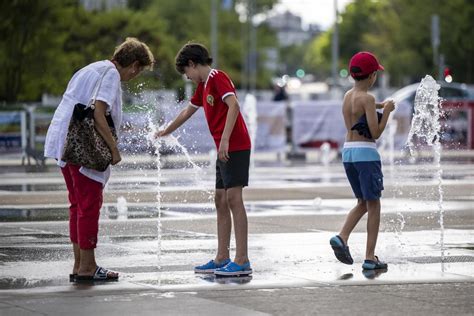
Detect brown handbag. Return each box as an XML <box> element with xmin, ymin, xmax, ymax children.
<box><xmin>62</xmin><ymin>67</ymin><xmax>117</xmax><ymax>172</ymax></box>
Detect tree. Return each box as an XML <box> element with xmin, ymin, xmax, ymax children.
<box><xmin>0</xmin><ymin>0</ymin><xmax>279</xmax><ymax>102</ymax></box>
<box><xmin>148</xmin><ymin>0</ymin><xmax>278</xmax><ymax>89</ymax></box>
<box><xmin>304</xmin><ymin>0</ymin><xmax>381</xmax><ymax>81</ymax></box>
<box><xmin>427</xmin><ymin>0</ymin><xmax>474</xmax><ymax>83</ymax></box>
<box><xmin>304</xmin><ymin>31</ymin><xmax>332</xmax><ymax>79</ymax></box>
<box><xmin>0</xmin><ymin>0</ymin><xmax>75</xmax><ymax>102</ymax></box>
<box><xmin>303</xmin><ymin>0</ymin><xmax>474</xmax><ymax>86</ymax></box>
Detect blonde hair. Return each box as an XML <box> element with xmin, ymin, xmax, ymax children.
<box><xmin>112</xmin><ymin>37</ymin><xmax>155</xmax><ymax>70</ymax></box>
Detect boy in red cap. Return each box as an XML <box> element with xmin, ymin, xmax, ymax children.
<box><xmin>156</xmin><ymin>43</ymin><xmax>252</xmax><ymax>276</ymax></box>
<box><xmin>329</xmin><ymin>51</ymin><xmax>395</xmax><ymax>270</ymax></box>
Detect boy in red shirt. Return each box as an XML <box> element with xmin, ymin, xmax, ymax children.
<box><xmin>156</xmin><ymin>43</ymin><xmax>252</xmax><ymax>276</ymax></box>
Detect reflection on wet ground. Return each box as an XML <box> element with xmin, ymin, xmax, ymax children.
<box><xmin>197</xmin><ymin>274</ymin><xmax>254</xmax><ymax>285</ymax></box>
<box><xmin>1</xmin><ymin>170</ymin><xmax>472</xmax><ymax>192</ymax></box>
<box><xmin>0</xmin><ymin>215</ymin><xmax>473</xmax><ymax>290</ymax></box>
<box><xmin>2</xmin><ymin>198</ymin><xmax>473</xmax><ymax>222</ymax></box>
<box><xmin>0</xmin><ymin>159</ymin><xmax>473</xmax><ymax>293</ymax></box>
<box><xmin>362</xmin><ymin>269</ymin><xmax>388</xmax><ymax>279</ymax></box>
<box><xmin>1</xmin><ymin>159</ymin><xmax>473</xmax><ymax>193</ymax></box>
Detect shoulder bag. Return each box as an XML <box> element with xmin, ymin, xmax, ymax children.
<box><xmin>62</xmin><ymin>66</ymin><xmax>118</xmax><ymax>172</ymax></box>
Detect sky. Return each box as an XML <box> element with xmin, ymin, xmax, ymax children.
<box><xmin>273</xmin><ymin>0</ymin><xmax>354</xmax><ymax>30</ymax></box>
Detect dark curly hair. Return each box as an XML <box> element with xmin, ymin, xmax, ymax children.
<box><xmin>175</xmin><ymin>42</ymin><xmax>213</xmax><ymax>74</ymax></box>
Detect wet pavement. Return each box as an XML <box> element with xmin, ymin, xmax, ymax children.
<box><xmin>0</xmin><ymin>153</ymin><xmax>473</xmax><ymax>315</ymax></box>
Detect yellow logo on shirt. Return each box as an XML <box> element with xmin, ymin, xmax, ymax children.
<box><xmin>206</xmin><ymin>94</ymin><xmax>214</xmax><ymax>106</ymax></box>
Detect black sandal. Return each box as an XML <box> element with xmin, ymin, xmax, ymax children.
<box><xmin>69</xmin><ymin>274</ymin><xmax>77</xmax><ymax>282</ymax></box>
<box><xmin>362</xmin><ymin>256</ymin><xmax>388</xmax><ymax>270</ymax></box>
<box><xmin>329</xmin><ymin>235</ymin><xmax>354</xmax><ymax>265</ymax></box>
<box><xmin>74</xmin><ymin>266</ymin><xmax>119</xmax><ymax>282</ymax></box>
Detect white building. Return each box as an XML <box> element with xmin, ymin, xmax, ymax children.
<box><xmin>80</xmin><ymin>0</ymin><xmax>127</xmax><ymax>11</ymax></box>
<box><xmin>266</xmin><ymin>11</ymin><xmax>320</xmax><ymax>47</ymax></box>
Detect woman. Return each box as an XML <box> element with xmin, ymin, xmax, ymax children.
<box><xmin>44</xmin><ymin>38</ymin><xmax>154</xmax><ymax>281</ymax></box>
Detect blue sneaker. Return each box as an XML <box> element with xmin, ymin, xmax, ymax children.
<box><xmin>214</xmin><ymin>261</ymin><xmax>252</xmax><ymax>276</ymax></box>
<box><xmin>194</xmin><ymin>258</ymin><xmax>231</xmax><ymax>274</ymax></box>
<box><xmin>362</xmin><ymin>256</ymin><xmax>388</xmax><ymax>270</ymax></box>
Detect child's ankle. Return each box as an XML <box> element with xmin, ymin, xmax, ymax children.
<box><xmin>214</xmin><ymin>256</ymin><xmax>229</xmax><ymax>263</ymax></box>
<box><xmin>233</xmin><ymin>257</ymin><xmax>249</xmax><ymax>265</ymax></box>
<box><xmin>338</xmin><ymin>234</ymin><xmax>349</xmax><ymax>244</ymax></box>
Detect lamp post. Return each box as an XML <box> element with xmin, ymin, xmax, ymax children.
<box><xmin>211</xmin><ymin>0</ymin><xmax>218</xmax><ymax>67</ymax></box>
<box><xmin>331</xmin><ymin>0</ymin><xmax>339</xmax><ymax>87</ymax></box>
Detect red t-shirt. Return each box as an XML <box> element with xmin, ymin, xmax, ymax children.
<box><xmin>190</xmin><ymin>69</ymin><xmax>251</xmax><ymax>152</ymax></box>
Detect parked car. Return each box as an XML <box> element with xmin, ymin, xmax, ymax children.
<box><xmin>390</xmin><ymin>81</ymin><xmax>474</xmax><ymax>105</ymax></box>
<box><xmin>389</xmin><ymin>81</ymin><xmax>474</xmax><ymax>149</ymax></box>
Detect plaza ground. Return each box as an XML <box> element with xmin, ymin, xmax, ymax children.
<box><xmin>0</xmin><ymin>152</ymin><xmax>473</xmax><ymax>315</ymax></box>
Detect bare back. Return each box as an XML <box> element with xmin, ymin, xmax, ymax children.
<box><xmin>342</xmin><ymin>88</ymin><xmax>376</xmax><ymax>142</ymax></box>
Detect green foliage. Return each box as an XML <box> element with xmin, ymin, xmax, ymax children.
<box><xmin>0</xmin><ymin>0</ymin><xmax>278</xmax><ymax>102</ymax></box>
<box><xmin>280</xmin><ymin>44</ymin><xmax>310</xmax><ymax>77</ymax></box>
<box><xmin>304</xmin><ymin>31</ymin><xmax>332</xmax><ymax>78</ymax></box>
<box><xmin>1</xmin><ymin>0</ymin><xmax>471</xmax><ymax>102</ymax></box>
<box><xmin>304</xmin><ymin>0</ymin><xmax>474</xmax><ymax>86</ymax></box>
<box><xmin>0</xmin><ymin>0</ymin><xmax>75</xmax><ymax>102</ymax></box>
<box><xmin>151</xmin><ymin>0</ymin><xmax>278</xmax><ymax>89</ymax></box>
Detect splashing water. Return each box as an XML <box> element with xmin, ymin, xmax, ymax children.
<box><xmin>126</xmin><ymin>85</ymin><xmax>215</xmax><ymax>280</ymax></box>
<box><xmin>208</xmin><ymin>148</ymin><xmax>217</xmax><ymax>174</ymax></box>
<box><xmin>312</xmin><ymin>197</ymin><xmax>322</xmax><ymax>210</ymax></box>
<box><xmin>146</xmin><ymin>124</ymin><xmax>163</xmax><ymax>272</ymax></box>
<box><xmin>160</xmin><ymin>134</ymin><xmax>203</xmax><ymax>171</ymax></box>
<box><xmin>116</xmin><ymin>196</ymin><xmax>128</xmax><ymax>220</ymax></box>
<box><xmin>407</xmin><ymin>76</ymin><xmax>442</xmax><ymax>155</ymax></box>
<box><xmin>389</xmin><ymin>153</ymin><xmax>407</xmax><ymax>249</ymax></box>
<box><xmin>147</xmin><ymin>120</ymin><xmax>216</xmax><ymax>270</ymax></box>
<box><xmin>406</xmin><ymin>75</ymin><xmax>445</xmax><ymax>270</ymax></box>
<box><xmin>118</xmin><ymin>83</ymin><xmax>164</xmax><ymax>207</ymax></box>
<box><xmin>320</xmin><ymin>142</ymin><xmax>331</xmax><ymax>167</ymax></box>
<box><xmin>159</xmin><ymin>132</ymin><xmax>214</xmax><ymax>204</ymax></box>
<box><xmin>243</xmin><ymin>93</ymin><xmax>258</xmax><ymax>169</ymax></box>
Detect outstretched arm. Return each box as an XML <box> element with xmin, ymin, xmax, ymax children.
<box><xmin>156</xmin><ymin>104</ymin><xmax>199</xmax><ymax>137</ymax></box>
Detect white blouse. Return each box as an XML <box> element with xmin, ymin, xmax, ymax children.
<box><xmin>44</xmin><ymin>60</ymin><xmax>122</xmax><ymax>186</ymax></box>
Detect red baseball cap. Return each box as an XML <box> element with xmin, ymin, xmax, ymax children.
<box><xmin>349</xmin><ymin>51</ymin><xmax>384</xmax><ymax>78</ymax></box>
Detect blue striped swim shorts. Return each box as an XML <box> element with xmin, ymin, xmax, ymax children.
<box><xmin>342</xmin><ymin>142</ymin><xmax>384</xmax><ymax>200</ymax></box>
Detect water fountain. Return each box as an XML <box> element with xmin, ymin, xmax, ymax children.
<box><xmin>242</xmin><ymin>93</ymin><xmax>257</xmax><ymax>169</ymax></box>
<box><xmin>208</xmin><ymin>148</ymin><xmax>217</xmax><ymax>174</ymax></box>
<box><xmin>116</xmin><ymin>196</ymin><xmax>128</xmax><ymax>220</ymax></box>
<box><xmin>406</xmin><ymin>75</ymin><xmax>445</xmax><ymax>269</ymax></box>
<box><xmin>320</xmin><ymin>142</ymin><xmax>331</xmax><ymax>183</ymax></box>
<box><xmin>146</xmin><ymin>124</ymin><xmax>163</xmax><ymax>272</ymax></box>
<box><xmin>312</xmin><ymin>197</ymin><xmax>322</xmax><ymax>210</ymax></box>
<box><xmin>379</xmin><ymin>116</ymin><xmax>397</xmax><ymax>178</ymax></box>
<box><xmin>320</xmin><ymin>142</ymin><xmax>331</xmax><ymax>168</ymax></box>
<box><xmin>147</xmin><ymin>118</ymin><xmax>215</xmax><ymax>273</ymax></box>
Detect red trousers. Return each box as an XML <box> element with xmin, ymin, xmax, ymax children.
<box><xmin>61</xmin><ymin>164</ymin><xmax>103</xmax><ymax>249</ymax></box>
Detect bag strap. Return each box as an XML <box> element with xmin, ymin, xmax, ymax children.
<box><xmin>88</xmin><ymin>64</ymin><xmax>114</xmax><ymax>110</ymax></box>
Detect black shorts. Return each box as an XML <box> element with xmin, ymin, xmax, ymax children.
<box><xmin>216</xmin><ymin>150</ymin><xmax>250</xmax><ymax>189</ymax></box>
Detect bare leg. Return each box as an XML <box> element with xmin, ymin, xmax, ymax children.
<box><xmin>72</xmin><ymin>243</ymin><xmax>80</xmax><ymax>274</ymax></box>
<box><xmin>339</xmin><ymin>199</ymin><xmax>367</xmax><ymax>244</ymax></box>
<box><xmin>215</xmin><ymin>189</ymin><xmax>231</xmax><ymax>262</ymax></box>
<box><xmin>365</xmin><ymin>199</ymin><xmax>381</xmax><ymax>261</ymax></box>
<box><xmin>77</xmin><ymin>248</ymin><xmax>118</xmax><ymax>278</ymax></box>
<box><xmin>226</xmin><ymin>187</ymin><xmax>249</xmax><ymax>265</ymax></box>
<box><xmin>77</xmin><ymin>248</ymin><xmax>97</xmax><ymax>276</ymax></box>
